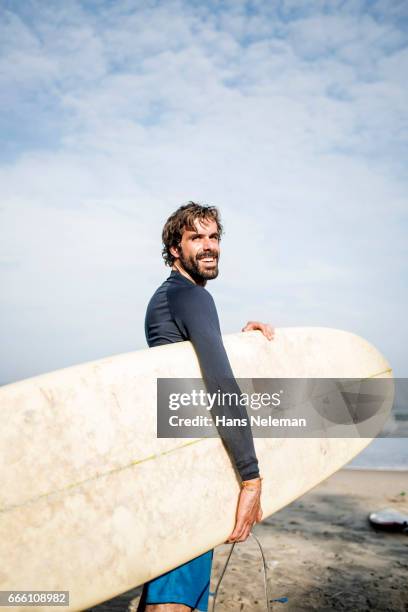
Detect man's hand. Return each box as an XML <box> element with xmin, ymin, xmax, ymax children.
<box><xmin>242</xmin><ymin>321</ymin><xmax>274</xmax><ymax>341</ymax></box>
<box><xmin>226</xmin><ymin>478</ymin><xmax>263</xmax><ymax>543</ymax></box>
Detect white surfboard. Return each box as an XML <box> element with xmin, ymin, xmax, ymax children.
<box><xmin>0</xmin><ymin>328</ymin><xmax>393</xmax><ymax>610</ymax></box>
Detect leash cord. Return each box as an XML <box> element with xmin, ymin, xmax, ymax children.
<box><xmin>210</xmin><ymin>532</ymin><xmax>272</xmax><ymax>612</ymax></box>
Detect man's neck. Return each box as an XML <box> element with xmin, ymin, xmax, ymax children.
<box><xmin>172</xmin><ymin>263</ymin><xmax>206</xmax><ymax>287</ymax></box>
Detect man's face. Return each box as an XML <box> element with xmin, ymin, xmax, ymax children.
<box><xmin>172</xmin><ymin>218</ymin><xmax>220</xmax><ymax>282</ymax></box>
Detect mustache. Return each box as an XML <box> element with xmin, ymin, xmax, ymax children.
<box><xmin>197</xmin><ymin>252</ymin><xmax>218</xmax><ymax>260</ymax></box>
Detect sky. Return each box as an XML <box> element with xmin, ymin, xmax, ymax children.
<box><xmin>0</xmin><ymin>0</ymin><xmax>407</xmax><ymax>384</ymax></box>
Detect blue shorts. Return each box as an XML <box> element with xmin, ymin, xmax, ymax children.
<box><xmin>139</xmin><ymin>549</ymin><xmax>214</xmax><ymax>611</ymax></box>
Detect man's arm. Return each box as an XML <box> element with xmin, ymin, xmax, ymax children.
<box><xmin>168</xmin><ymin>284</ymin><xmax>260</xmax><ymax>481</ymax></box>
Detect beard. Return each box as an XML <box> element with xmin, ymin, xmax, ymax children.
<box><xmin>178</xmin><ymin>248</ymin><xmax>219</xmax><ymax>282</ymax></box>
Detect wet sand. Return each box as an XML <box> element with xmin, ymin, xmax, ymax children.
<box><xmin>88</xmin><ymin>469</ymin><xmax>408</xmax><ymax>612</ymax></box>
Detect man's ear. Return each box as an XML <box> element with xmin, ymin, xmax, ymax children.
<box><xmin>169</xmin><ymin>244</ymin><xmax>180</xmax><ymax>259</ymax></box>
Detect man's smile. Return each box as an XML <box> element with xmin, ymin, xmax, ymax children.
<box><xmin>198</xmin><ymin>252</ymin><xmax>218</xmax><ymax>265</ymax></box>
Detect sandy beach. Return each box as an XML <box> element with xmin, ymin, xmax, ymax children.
<box><xmin>89</xmin><ymin>469</ymin><xmax>408</xmax><ymax>612</ymax></box>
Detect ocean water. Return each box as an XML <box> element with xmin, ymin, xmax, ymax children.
<box><xmin>346</xmin><ymin>438</ymin><xmax>408</xmax><ymax>471</ymax></box>
<box><xmin>346</xmin><ymin>391</ymin><xmax>408</xmax><ymax>470</ymax></box>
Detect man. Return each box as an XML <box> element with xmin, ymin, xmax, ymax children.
<box><xmin>138</xmin><ymin>202</ymin><xmax>274</xmax><ymax>612</ymax></box>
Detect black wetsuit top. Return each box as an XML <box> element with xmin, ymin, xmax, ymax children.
<box><xmin>144</xmin><ymin>269</ymin><xmax>260</xmax><ymax>481</ymax></box>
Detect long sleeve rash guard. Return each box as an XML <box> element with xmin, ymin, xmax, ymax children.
<box><xmin>144</xmin><ymin>269</ymin><xmax>260</xmax><ymax>481</ymax></box>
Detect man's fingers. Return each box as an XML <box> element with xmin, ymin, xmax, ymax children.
<box><xmin>228</xmin><ymin>519</ymin><xmax>251</xmax><ymax>543</ymax></box>
<box><xmin>236</xmin><ymin>525</ymin><xmax>252</xmax><ymax>543</ymax></box>
<box><xmin>227</xmin><ymin>518</ymin><xmax>246</xmax><ymax>542</ymax></box>
<box><xmin>263</xmin><ymin>324</ymin><xmax>274</xmax><ymax>340</ymax></box>
<box><xmin>228</xmin><ymin>505</ymin><xmax>261</xmax><ymax>541</ymax></box>
<box><xmin>228</xmin><ymin>524</ymin><xmax>247</xmax><ymax>542</ymax></box>
<box><xmin>242</xmin><ymin>321</ymin><xmax>258</xmax><ymax>333</ymax></box>
<box><xmin>227</xmin><ymin>506</ymin><xmax>261</xmax><ymax>541</ymax></box>
<box><xmin>242</xmin><ymin>321</ymin><xmax>275</xmax><ymax>340</ymax></box>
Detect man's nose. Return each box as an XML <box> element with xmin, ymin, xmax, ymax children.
<box><xmin>202</xmin><ymin>236</ymin><xmax>216</xmax><ymax>251</ymax></box>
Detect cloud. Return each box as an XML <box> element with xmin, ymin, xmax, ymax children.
<box><xmin>0</xmin><ymin>0</ymin><xmax>407</xmax><ymax>382</ymax></box>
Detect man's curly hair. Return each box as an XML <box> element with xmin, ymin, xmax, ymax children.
<box><xmin>161</xmin><ymin>201</ymin><xmax>224</xmax><ymax>267</ymax></box>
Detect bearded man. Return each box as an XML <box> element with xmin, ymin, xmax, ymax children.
<box><xmin>138</xmin><ymin>202</ymin><xmax>274</xmax><ymax>612</ymax></box>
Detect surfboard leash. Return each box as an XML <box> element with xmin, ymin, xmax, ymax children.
<box><xmin>210</xmin><ymin>532</ymin><xmax>288</xmax><ymax>611</ymax></box>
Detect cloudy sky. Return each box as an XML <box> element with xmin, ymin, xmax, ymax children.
<box><xmin>1</xmin><ymin>0</ymin><xmax>407</xmax><ymax>384</ymax></box>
